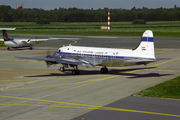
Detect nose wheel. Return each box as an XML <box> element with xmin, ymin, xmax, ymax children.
<box><xmin>59</xmin><ymin>67</ymin><xmax>65</xmax><ymax>72</ymax></box>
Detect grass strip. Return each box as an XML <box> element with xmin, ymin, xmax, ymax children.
<box><xmin>0</xmin><ymin>41</ymin><xmax>5</xmax><ymax>47</ymax></box>
<box><xmin>4</xmin><ymin>27</ymin><xmax>180</xmax><ymax>37</ymax></box>
<box><xmin>138</xmin><ymin>76</ymin><xmax>180</xmax><ymax>99</ymax></box>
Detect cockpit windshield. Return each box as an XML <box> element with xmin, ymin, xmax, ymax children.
<box><xmin>53</xmin><ymin>51</ymin><xmax>61</xmax><ymax>58</ymax></box>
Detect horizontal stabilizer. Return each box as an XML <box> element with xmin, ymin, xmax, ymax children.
<box><xmin>28</xmin><ymin>39</ymin><xmax>49</xmax><ymax>41</ymax></box>
<box><xmin>123</xmin><ymin>58</ymin><xmax>157</xmax><ymax>63</ymax></box>
<box><xmin>156</xmin><ymin>58</ymin><xmax>170</xmax><ymax>61</ymax></box>
<box><xmin>0</xmin><ymin>28</ymin><xmax>16</xmax><ymax>30</ymax></box>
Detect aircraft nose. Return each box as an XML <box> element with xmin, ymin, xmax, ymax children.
<box><xmin>53</xmin><ymin>51</ymin><xmax>61</xmax><ymax>58</ymax></box>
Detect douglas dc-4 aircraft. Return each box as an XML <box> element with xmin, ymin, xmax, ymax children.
<box><xmin>0</xmin><ymin>28</ymin><xmax>48</xmax><ymax>50</ymax></box>
<box><xmin>16</xmin><ymin>30</ymin><xmax>159</xmax><ymax>75</ymax></box>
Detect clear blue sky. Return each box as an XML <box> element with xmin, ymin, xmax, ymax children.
<box><xmin>1</xmin><ymin>0</ymin><xmax>180</xmax><ymax>10</ymax></box>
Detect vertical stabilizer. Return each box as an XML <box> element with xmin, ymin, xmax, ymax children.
<box><xmin>133</xmin><ymin>30</ymin><xmax>155</xmax><ymax>58</ymax></box>
<box><xmin>2</xmin><ymin>30</ymin><xmax>11</xmax><ymax>41</ymax></box>
<box><xmin>0</xmin><ymin>28</ymin><xmax>16</xmax><ymax>41</ymax></box>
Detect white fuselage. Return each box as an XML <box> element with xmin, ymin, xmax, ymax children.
<box><xmin>4</xmin><ymin>39</ymin><xmax>35</xmax><ymax>48</ymax></box>
<box><xmin>58</xmin><ymin>46</ymin><xmax>155</xmax><ymax>67</ymax></box>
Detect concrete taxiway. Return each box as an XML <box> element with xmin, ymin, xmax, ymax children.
<box><xmin>0</xmin><ymin>35</ymin><xmax>180</xmax><ymax>120</ymax></box>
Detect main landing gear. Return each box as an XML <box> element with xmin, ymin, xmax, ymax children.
<box><xmin>72</xmin><ymin>66</ymin><xmax>80</xmax><ymax>75</ymax></box>
<box><xmin>59</xmin><ymin>65</ymin><xmax>80</xmax><ymax>75</ymax></box>
<box><xmin>100</xmin><ymin>66</ymin><xmax>108</xmax><ymax>73</ymax></box>
<box><xmin>59</xmin><ymin>65</ymin><xmax>108</xmax><ymax>75</ymax></box>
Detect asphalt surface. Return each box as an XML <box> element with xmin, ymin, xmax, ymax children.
<box><xmin>0</xmin><ymin>34</ymin><xmax>180</xmax><ymax>120</ymax></box>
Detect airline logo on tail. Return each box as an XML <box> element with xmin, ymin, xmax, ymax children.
<box><xmin>4</xmin><ymin>31</ymin><xmax>8</xmax><ymax>39</ymax></box>
<box><xmin>0</xmin><ymin>28</ymin><xmax>15</xmax><ymax>41</ymax></box>
<box><xmin>2</xmin><ymin>30</ymin><xmax>11</xmax><ymax>41</ymax></box>
<box><xmin>142</xmin><ymin>47</ymin><xmax>146</xmax><ymax>51</ymax></box>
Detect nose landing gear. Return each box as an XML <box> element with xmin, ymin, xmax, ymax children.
<box><xmin>59</xmin><ymin>65</ymin><xmax>80</xmax><ymax>75</ymax></box>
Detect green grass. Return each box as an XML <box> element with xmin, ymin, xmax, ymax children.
<box><xmin>1</xmin><ymin>21</ymin><xmax>180</xmax><ymax>27</ymax></box>
<box><xmin>1</xmin><ymin>21</ymin><xmax>180</xmax><ymax>37</ymax></box>
<box><xmin>138</xmin><ymin>76</ymin><xmax>180</xmax><ymax>99</ymax></box>
<box><xmin>0</xmin><ymin>41</ymin><xmax>5</xmax><ymax>47</ymax></box>
<box><xmin>4</xmin><ymin>27</ymin><xmax>180</xmax><ymax>37</ymax></box>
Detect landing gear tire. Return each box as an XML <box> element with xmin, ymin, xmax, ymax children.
<box><xmin>59</xmin><ymin>67</ymin><xmax>65</xmax><ymax>72</ymax></box>
<box><xmin>72</xmin><ymin>70</ymin><xmax>80</xmax><ymax>75</ymax></box>
<box><xmin>7</xmin><ymin>47</ymin><xmax>10</xmax><ymax>50</ymax></box>
<box><xmin>72</xmin><ymin>66</ymin><xmax>80</xmax><ymax>75</ymax></box>
<box><xmin>30</xmin><ymin>47</ymin><xmax>33</xmax><ymax>50</ymax></box>
<box><xmin>100</xmin><ymin>68</ymin><xmax>108</xmax><ymax>73</ymax></box>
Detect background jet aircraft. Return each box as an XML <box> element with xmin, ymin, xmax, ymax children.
<box><xmin>0</xmin><ymin>28</ymin><xmax>49</xmax><ymax>50</ymax></box>
<box><xmin>16</xmin><ymin>30</ymin><xmax>159</xmax><ymax>75</ymax></box>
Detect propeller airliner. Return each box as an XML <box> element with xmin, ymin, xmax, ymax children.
<box><xmin>0</xmin><ymin>28</ymin><xmax>49</xmax><ymax>50</ymax></box>
<box><xmin>16</xmin><ymin>30</ymin><xmax>159</xmax><ymax>75</ymax></box>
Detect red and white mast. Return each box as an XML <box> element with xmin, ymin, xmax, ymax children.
<box><xmin>15</xmin><ymin>3</ymin><xmax>17</xmax><ymax>10</ymax></box>
<box><xmin>108</xmin><ymin>9</ymin><xmax>111</xmax><ymax>30</ymax></box>
<box><xmin>22</xmin><ymin>3</ymin><xmax>24</xmax><ymax>10</ymax></box>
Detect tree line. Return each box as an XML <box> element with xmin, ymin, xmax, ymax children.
<box><xmin>0</xmin><ymin>5</ymin><xmax>180</xmax><ymax>22</ymax></box>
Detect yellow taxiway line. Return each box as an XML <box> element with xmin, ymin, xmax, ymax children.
<box><xmin>0</xmin><ymin>57</ymin><xmax>180</xmax><ymax>118</ymax></box>
<box><xmin>0</xmin><ymin>95</ymin><xmax>180</xmax><ymax>118</ymax></box>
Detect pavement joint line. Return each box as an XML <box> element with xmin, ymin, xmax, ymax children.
<box><xmin>0</xmin><ymin>75</ymin><xmax>119</xmax><ymax>91</ymax></box>
<box><xmin>45</xmin><ymin>38</ymin><xmax>77</xmax><ymax>47</ymax></box>
<box><xmin>0</xmin><ymin>75</ymin><xmax>109</xmax><ymax>82</ymax></box>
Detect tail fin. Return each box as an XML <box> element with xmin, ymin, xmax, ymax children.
<box><xmin>133</xmin><ymin>30</ymin><xmax>155</xmax><ymax>58</ymax></box>
<box><xmin>0</xmin><ymin>28</ymin><xmax>16</xmax><ymax>41</ymax></box>
<box><xmin>2</xmin><ymin>30</ymin><xmax>11</xmax><ymax>41</ymax></box>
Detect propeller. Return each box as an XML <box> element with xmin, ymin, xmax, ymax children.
<box><xmin>46</xmin><ymin>61</ymin><xmax>52</xmax><ymax>68</ymax></box>
<box><xmin>45</xmin><ymin>50</ymin><xmax>53</xmax><ymax>68</ymax></box>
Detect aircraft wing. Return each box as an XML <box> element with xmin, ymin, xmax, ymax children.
<box><xmin>15</xmin><ymin>56</ymin><xmax>57</xmax><ymax>62</ymax></box>
<box><xmin>15</xmin><ymin>56</ymin><xmax>94</xmax><ymax>67</ymax></box>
